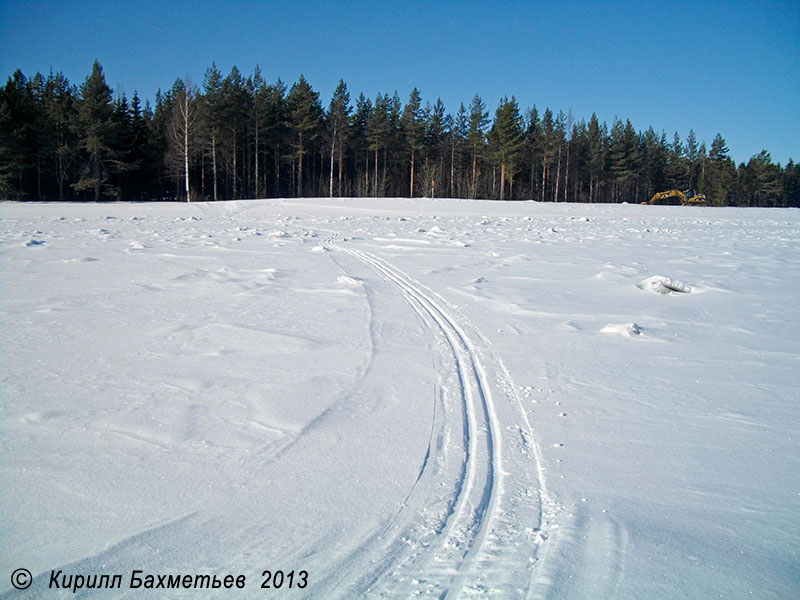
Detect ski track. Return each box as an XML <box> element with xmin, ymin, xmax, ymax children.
<box><xmin>320</xmin><ymin>232</ymin><xmax>554</xmax><ymax>598</ymax></box>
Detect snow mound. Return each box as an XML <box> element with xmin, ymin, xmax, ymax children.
<box><xmin>336</xmin><ymin>275</ymin><xmax>361</xmax><ymax>287</ymax></box>
<box><xmin>600</xmin><ymin>322</ymin><xmax>643</xmax><ymax>336</ymax></box>
<box><xmin>638</xmin><ymin>275</ymin><xmax>693</xmax><ymax>294</ymax></box>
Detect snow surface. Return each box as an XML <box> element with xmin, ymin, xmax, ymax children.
<box><xmin>1</xmin><ymin>198</ymin><xmax>799</xmax><ymax>598</ymax></box>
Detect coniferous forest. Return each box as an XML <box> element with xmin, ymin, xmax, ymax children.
<box><xmin>1</xmin><ymin>61</ymin><xmax>797</xmax><ymax>206</ymax></box>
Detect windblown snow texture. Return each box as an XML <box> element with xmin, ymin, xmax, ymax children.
<box><xmin>2</xmin><ymin>198</ymin><xmax>798</xmax><ymax>598</ymax></box>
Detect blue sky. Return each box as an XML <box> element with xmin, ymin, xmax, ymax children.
<box><xmin>2</xmin><ymin>0</ymin><xmax>798</xmax><ymax>165</ymax></box>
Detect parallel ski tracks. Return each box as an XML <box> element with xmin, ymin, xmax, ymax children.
<box><xmin>323</xmin><ymin>232</ymin><xmax>507</xmax><ymax>596</ymax></box>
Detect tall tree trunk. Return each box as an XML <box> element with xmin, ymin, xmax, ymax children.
<box><xmin>374</xmin><ymin>146</ymin><xmax>379</xmax><ymax>197</ymax></box>
<box><xmin>337</xmin><ymin>145</ymin><xmax>343</xmax><ymax>197</ymax></box>
<box><xmin>410</xmin><ymin>147</ymin><xmax>415</xmax><ymax>197</ymax></box>
<box><xmin>564</xmin><ymin>140</ymin><xmax>570</xmax><ymax>202</ymax></box>
<box><xmin>273</xmin><ymin>144</ymin><xmax>280</xmax><ymax>197</ymax></box>
<box><xmin>93</xmin><ymin>148</ymin><xmax>100</xmax><ymax>202</ymax></box>
<box><xmin>329</xmin><ymin>125</ymin><xmax>335</xmax><ymax>198</ymax></box>
<box><xmin>58</xmin><ymin>159</ymin><xmax>64</xmax><ymax>201</ymax></box>
<box><xmin>472</xmin><ymin>144</ymin><xmax>478</xmax><ymax>199</ymax></box>
<box><xmin>450</xmin><ymin>140</ymin><xmax>455</xmax><ymax>198</ymax></box>
<box><xmin>212</xmin><ymin>129</ymin><xmax>218</xmax><ymax>201</ymax></box>
<box><xmin>541</xmin><ymin>158</ymin><xmax>547</xmax><ymax>203</ymax></box>
<box><xmin>554</xmin><ymin>146</ymin><xmax>561</xmax><ymax>203</ymax></box>
<box><xmin>297</xmin><ymin>132</ymin><xmax>304</xmax><ymax>197</ymax></box>
<box><xmin>183</xmin><ymin>93</ymin><xmax>190</xmax><ymax>202</ymax></box>
<box><xmin>500</xmin><ymin>157</ymin><xmax>506</xmax><ymax>201</ymax></box>
<box><xmin>232</xmin><ymin>130</ymin><xmax>237</xmax><ymax>199</ymax></box>
<box><xmin>254</xmin><ymin>124</ymin><xmax>259</xmax><ymax>198</ymax></box>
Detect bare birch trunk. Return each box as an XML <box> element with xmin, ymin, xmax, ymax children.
<box><xmin>183</xmin><ymin>93</ymin><xmax>190</xmax><ymax>202</ymax></box>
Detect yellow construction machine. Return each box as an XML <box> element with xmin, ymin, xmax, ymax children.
<box><xmin>647</xmin><ymin>189</ymin><xmax>707</xmax><ymax>205</ymax></box>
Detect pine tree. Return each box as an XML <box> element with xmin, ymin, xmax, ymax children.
<box><xmin>351</xmin><ymin>93</ymin><xmax>372</xmax><ymax>195</ymax></box>
<box><xmin>452</xmin><ymin>103</ymin><xmax>469</xmax><ymax>197</ymax></box>
<box><xmin>249</xmin><ymin>66</ymin><xmax>268</xmax><ymax>199</ymax></box>
<box><xmin>423</xmin><ymin>98</ymin><xmax>449</xmax><ymax>197</ymax></box>
<box><xmin>467</xmin><ymin>94</ymin><xmax>489</xmax><ymax>198</ymax></box>
<box><xmin>402</xmin><ymin>88</ymin><xmax>424</xmax><ymax>197</ymax></box>
<box><xmin>286</xmin><ymin>75</ymin><xmax>322</xmax><ymax>197</ymax></box>
<box><xmin>327</xmin><ymin>80</ymin><xmax>351</xmax><ymax>197</ymax></box>
<box><xmin>741</xmin><ymin>150</ymin><xmax>782</xmax><ymax>207</ymax></box>
<box><xmin>524</xmin><ymin>106</ymin><xmax>542</xmax><ymax>200</ymax></box>
<box><xmin>706</xmin><ymin>133</ymin><xmax>735</xmax><ymax>205</ymax></box>
<box><xmin>586</xmin><ymin>114</ymin><xmax>605</xmax><ymax>203</ymax></box>
<box><xmin>488</xmin><ymin>96</ymin><xmax>523</xmax><ymax>200</ymax></box>
<box><xmin>685</xmin><ymin>129</ymin><xmax>700</xmax><ymax>191</ymax></box>
<box><xmin>608</xmin><ymin>118</ymin><xmax>639</xmax><ymax>202</ymax></box>
<box><xmin>264</xmin><ymin>79</ymin><xmax>287</xmax><ymax>197</ymax></box>
<box><xmin>200</xmin><ymin>64</ymin><xmax>223</xmax><ymax>200</ymax></box>
<box><xmin>366</xmin><ymin>94</ymin><xmax>390</xmax><ymax>196</ymax></box>
<box><xmin>782</xmin><ymin>160</ymin><xmax>800</xmax><ymax>207</ymax></box>
<box><xmin>220</xmin><ymin>66</ymin><xmax>249</xmax><ymax>199</ymax></box>
<box><xmin>665</xmin><ymin>132</ymin><xmax>685</xmax><ymax>189</ymax></box>
<box><xmin>111</xmin><ymin>93</ymin><xmax>137</xmax><ymax>200</ymax></box>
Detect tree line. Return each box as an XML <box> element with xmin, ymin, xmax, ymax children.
<box><xmin>2</xmin><ymin>61</ymin><xmax>797</xmax><ymax>206</ymax></box>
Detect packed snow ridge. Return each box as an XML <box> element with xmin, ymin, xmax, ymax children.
<box><xmin>2</xmin><ymin>197</ymin><xmax>798</xmax><ymax>599</ymax></box>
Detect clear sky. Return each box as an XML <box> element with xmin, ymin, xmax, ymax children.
<box><xmin>2</xmin><ymin>0</ymin><xmax>798</xmax><ymax>165</ymax></box>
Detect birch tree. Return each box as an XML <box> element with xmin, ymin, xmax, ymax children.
<box><xmin>167</xmin><ymin>78</ymin><xmax>196</xmax><ymax>201</ymax></box>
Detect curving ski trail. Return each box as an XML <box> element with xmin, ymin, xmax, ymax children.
<box><xmin>316</xmin><ymin>232</ymin><xmax>556</xmax><ymax>597</ymax></box>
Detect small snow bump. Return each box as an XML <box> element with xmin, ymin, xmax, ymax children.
<box><xmin>600</xmin><ymin>322</ymin><xmax>642</xmax><ymax>337</ymax></box>
<box><xmin>638</xmin><ymin>275</ymin><xmax>693</xmax><ymax>294</ymax></box>
<box><xmin>336</xmin><ymin>275</ymin><xmax>361</xmax><ymax>287</ymax></box>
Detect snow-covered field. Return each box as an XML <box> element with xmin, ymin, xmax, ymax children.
<box><xmin>1</xmin><ymin>198</ymin><xmax>798</xmax><ymax>599</ymax></box>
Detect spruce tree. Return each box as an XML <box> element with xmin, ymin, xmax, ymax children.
<box><xmin>42</xmin><ymin>72</ymin><xmax>78</xmax><ymax>200</ymax></box>
<box><xmin>74</xmin><ymin>61</ymin><xmax>118</xmax><ymax>201</ymax></box>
